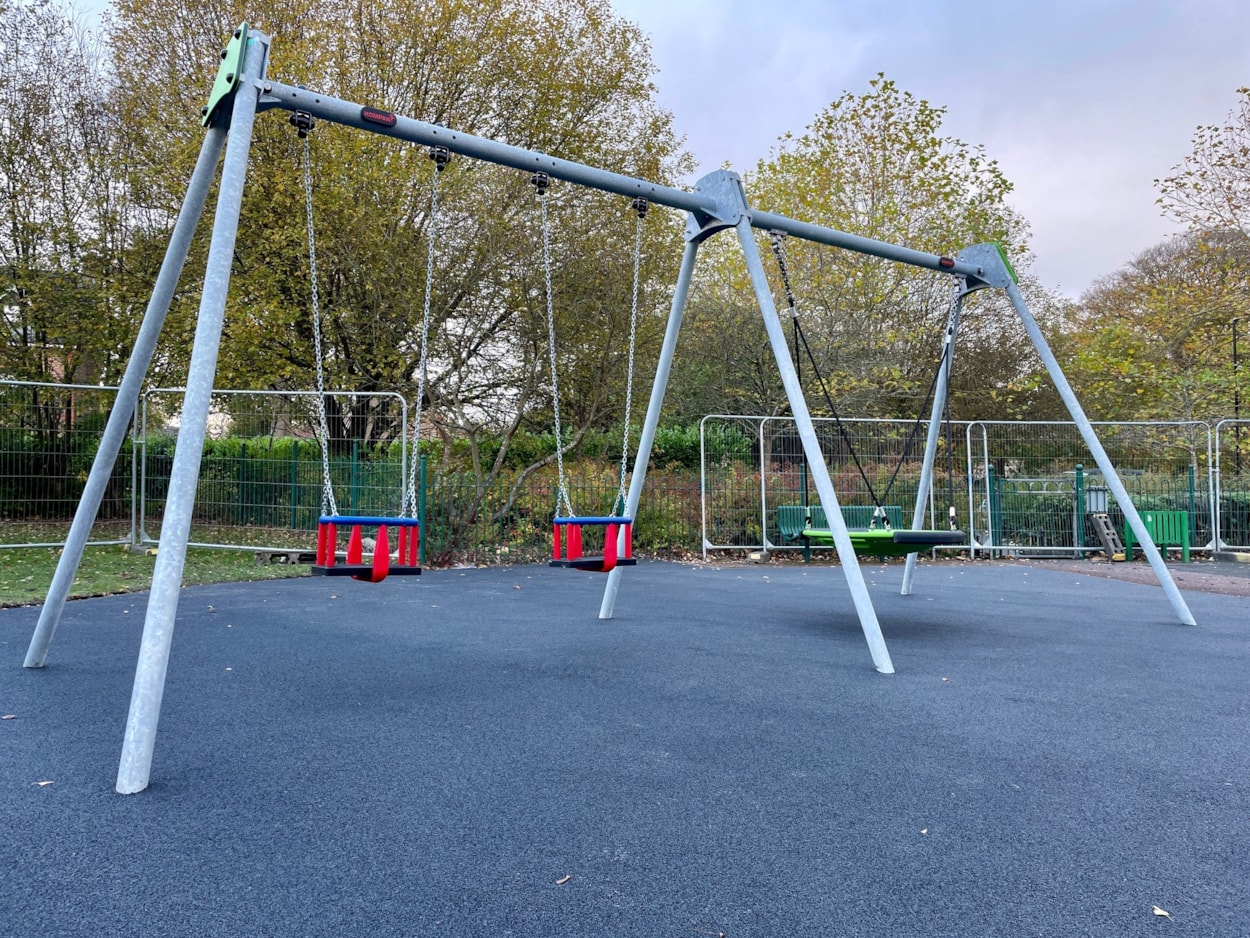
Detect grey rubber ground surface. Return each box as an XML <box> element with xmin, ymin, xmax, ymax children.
<box><xmin>2</xmin><ymin>560</ymin><xmax>1247</xmax><ymax>936</ymax></box>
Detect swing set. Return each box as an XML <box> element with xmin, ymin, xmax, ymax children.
<box><xmin>23</xmin><ymin>24</ymin><xmax>1198</xmax><ymax>794</ymax></box>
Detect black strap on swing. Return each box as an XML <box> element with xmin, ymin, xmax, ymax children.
<box><xmin>768</xmin><ymin>231</ymin><xmax>955</xmax><ymax>528</ymax></box>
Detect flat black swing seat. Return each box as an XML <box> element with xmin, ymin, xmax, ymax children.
<box><xmin>309</xmin><ymin>563</ymin><xmax>423</xmax><ymax>577</ymax></box>
<box><xmin>549</xmin><ymin>556</ymin><xmax>639</xmax><ymax>571</ymax></box>
<box><xmin>776</xmin><ymin>504</ymin><xmax>964</xmax><ymax>556</ymax></box>
<box><xmin>800</xmin><ymin>525</ymin><xmax>966</xmax><ymax>557</ymax></box>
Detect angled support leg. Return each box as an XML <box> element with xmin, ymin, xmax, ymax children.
<box><xmin>902</xmin><ymin>282</ymin><xmax>967</xmax><ymax>595</ymax></box>
<box><xmin>116</xmin><ymin>33</ymin><xmax>270</xmax><ymax>794</ymax></box>
<box><xmin>598</xmin><ymin>239</ymin><xmax>699</xmax><ymax>618</ymax></box>
<box><xmin>24</xmin><ymin>126</ymin><xmax>229</xmax><ymax>669</ymax></box>
<box><xmin>1003</xmin><ymin>280</ymin><xmax>1196</xmax><ymax>625</ymax></box>
<box><xmin>736</xmin><ymin>218</ymin><xmax>894</xmax><ymax>674</ymax></box>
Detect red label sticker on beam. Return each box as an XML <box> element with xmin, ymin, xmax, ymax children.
<box><xmin>361</xmin><ymin>107</ymin><xmax>397</xmax><ymax>127</ymax></box>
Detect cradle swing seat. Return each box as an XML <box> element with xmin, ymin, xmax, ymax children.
<box><xmin>550</xmin><ymin>516</ymin><xmax>637</xmax><ymax>573</ymax></box>
<box><xmin>311</xmin><ymin>515</ymin><xmax>422</xmax><ymax>582</ymax></box>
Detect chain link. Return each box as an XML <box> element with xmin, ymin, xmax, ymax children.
<box><xmin>618</xmin><ymin>209</ymin><xmax>644</xmax><ymax>510</ymax></box>
<box><xmin>405</xmin><ymin>149</ymin><xmax>446</xmax><ymax>518</ymax></box>
<box><xmin>537</xmin><ymin>189</ymin><xmax>574</xmax><ymax>518</ymax></box>
<box><xmin>303</xmin><ymin>136</ymin><xmax>339</xmax><ymax>518</ymax></box>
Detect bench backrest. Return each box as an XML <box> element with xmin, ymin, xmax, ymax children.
<box><xmin>776</xmin><ymin>504</ymin><xmax>905</xmax><ymax>541</ymax></box>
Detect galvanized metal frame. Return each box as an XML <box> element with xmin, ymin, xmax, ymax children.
<box><xmin>22</xmin><ymin>24</ymin><xmax>1199</xmax><ymax>793</ymax></box>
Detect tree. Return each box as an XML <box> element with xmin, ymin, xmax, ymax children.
<box><xmin>1157</xmin><ymin>87</ymin><xmax>1250</xmax><ymax>248</ymax></box>
<box><xmin>1060</xmin><ymin>232</ymin><xmax>1246</xmax><ymax>425</ymax></box>
<box><xmin>0</xmin><ymin>0</ymin><xmax>123</xmax><ymax>385</ymax></box>
<box><xmin>102</xmin><ymin>0</ymin><xmax>691</xmax><ymax>544</ymax></box>
<box><xmin>667</xmin><ymin>75</ymin><xmax>1058</xmax><ymax>424</ymax></box>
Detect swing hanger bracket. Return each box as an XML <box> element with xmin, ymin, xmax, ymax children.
<box><xmin>289</xmin><ymin>110</ymin><xmax>315</xmax><ymax>138</ymax></box>
<box><xmin>630</xmin><ymin>196</ymin><xmax>649</xmax><ymax>219</ymax></box>
<box><xmin>428</xmin><ymin>144</ymin><xmax>451</xmax><ymax>171</ymax></box>
<box><xmin>530</xmin><ymin>171</ymin><xmax>551</xmax><ymax>196</ymax></box>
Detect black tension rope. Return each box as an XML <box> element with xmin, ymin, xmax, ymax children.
<box><xmin>768</xmin><ymin>231</ymin><xmax>961</xmax><ymax>524</ymax></box>
<box><xmin>769</xmin><ymin>231</ymin><xmax>888</xmax><ymax>520</ymax></box>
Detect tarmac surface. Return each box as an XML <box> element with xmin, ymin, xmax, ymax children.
<box><xmin>2</xmin><ymin>559</ymin><xmax>1247</xmax><ymax>937</ymax></box>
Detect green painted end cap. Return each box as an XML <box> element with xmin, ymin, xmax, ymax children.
<box><xmin>202</xmin><ymin>22</ymin><xmax>249</xmax><ymax>127</ymax></box>
<box><xmin>994</xmin><ymin>242</ymin><xmax>1019</xmax><ymax>283</ymax></box>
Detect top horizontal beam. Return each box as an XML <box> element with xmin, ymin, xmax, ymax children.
<box><xmin>258</xmin><ymin>80</ymin><xmax>990</xmax><ymax>282</ymax></box>
<box><xmin>260</xmin><ymin>81</ymin><xmax>719</xmax><ymax>217</ymax></box>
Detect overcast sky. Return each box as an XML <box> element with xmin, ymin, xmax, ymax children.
<box><xmin>77</xmin><ymin>0</ymin><xmax>1249</xmax><ymax>298</ymax></box>
<box><xmin>610</xmin><ymin>0</ymin><xmax>1250</xmax><ymax>298</ymax></box>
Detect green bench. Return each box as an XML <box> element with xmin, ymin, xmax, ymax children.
<box><xmin>776</xmin><ymin>504</ymin><xmax>905</xmax><ymax>542</ymax></box>
<box><xmin>1123</xmin><ymin>510</ymin><xmax>1190</xmax><ymax>563</ymax></box>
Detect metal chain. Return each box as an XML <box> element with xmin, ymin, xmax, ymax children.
<box><xmin>405</xmin><ymin>146</ymin><xmax>449</xmax><ymax>518</ymax></box>
<box><xmin>535</xmin><ymin>175</ymin><xmax>574</xmax><ymax>518</ymax></box>
<box><xmin>302</xmin><ymin>135</ymin><xmax>338</xmax><ymax>518</ymax></box>
<box><xmin>618</xmin><ymin>199</ymin><xmax>647</xmax><ymax>511</ymax></box>
<box><xmin>769</xmin><ymin>230</ymin><xmax>799</xmax><ymax>315</ymax></box>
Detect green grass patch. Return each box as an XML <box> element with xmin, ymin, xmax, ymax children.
<box><xmin>0</xmin><ymin>545</ymin><xmax>308</xmax><ymax>608</ymax></box>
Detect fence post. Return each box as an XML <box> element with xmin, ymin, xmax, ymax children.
<box><xmin>418</xmin><ymin>454</ymin><xmax>428</xmax><ymax>566</ymax></box>
<box><xmin>987</xmin><ymin>464</ymin><xmax>1000</xmax><ymax>559</ymax></box>
<box><xmin>800</xmin><ymin>459</ymin><xmax>810</xmax><ymax>564</ymax></box>
<box><xmin>290</xmin><ymin>439</ymin><xmax>299</xmax><ymax>530</ymax></box>
<box><xmin>237</xmin><ymin>441</ymin><xmax>247</xmax><ymax>525</ymax></box>
<box><xmin>1187</xmin><ymin>463</ymin><xmax>1196</xmax><ymax>544</ymax></box>
<box><xmin>350</xmin><ymin>440</ymin><xmax>359</xmax><ymax>514</ymax></box>
<box><xmin>1074</xmin><ymin>463</ymin><xmax>1085</xmax><ymax>557</ymax></box>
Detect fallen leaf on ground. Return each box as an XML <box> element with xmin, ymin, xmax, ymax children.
<box><xmin>2</xmin><ymin>714</ymin><xmax>16</xmax><ymax>720</ymax></box>
<box><xmin>1152</xmin><ymin>906</ymin><xmax>1171</xmax><ymax>919</ymax></box>
<box><xmin>555</xmin><ymin>875</ymin><xmax>571</xmax><ymax>885</ymax></box>
<box><xmin>34</xmin><ymin>780</ymin><xmax>54</xmax><ymax>787</ymax></box>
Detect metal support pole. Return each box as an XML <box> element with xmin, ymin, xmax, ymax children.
<box><xmin>1234</xmin><ymin>317</ymin><xmax>1241</xmax><ymax>474</ymax></box>
<box><xmin>23</xmin><ymin>126</ymin><xmax>228</xmax><ymax>669</ymax></box>
<box><xmin>901</xmin><ymin>285</ymin><xmax>965</xmax><ymax>595</ymax></box>
<box><xmin>1004</xmin><ymin>281</ymin><xmax>1196</xmax><ymax>625</ymax></box>
<box><xmin>599</xmin><ymin>239</ymin><xmax>699</xmax><ymax>619</ymax></box>
<box><xmin>736</xmin><ymin>217</ymin><xmax>894</xmax><ymax>673</ymax></box>
<box><xmin>116</xmin><ymin>33</ymin><xmax>269</xmax><ymax>794</ymax></box>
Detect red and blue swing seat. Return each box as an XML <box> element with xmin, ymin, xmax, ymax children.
<box><xmin>551</xmin><ymin>515</ymin><xmax>636</xmax><ymax>573</ymax></box>
<box><xmin>311</xmin><ymin>515</ymin><xmax>422</xmax><ymax>582</ymax></box>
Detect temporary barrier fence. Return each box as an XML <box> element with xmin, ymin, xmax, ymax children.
<box><xmin>136</xmin><ymin>388</ymin><xmax>409</xmax><ymax>551</ymax></box>
<box><xmin>966</xmin><ymin>420</ymin><xmax>1213</xmax><ymax>558</ymax></box>
<box><xmin>1214</xmin><ymin>419</ymin><xmax>1250</xmax><ymax>550</ymax></box>
<box><xmin>700</xmin><ymin>414</ymin><xmax>973</xmax><ymax>558</ymax></box>
<box><xmin>0</xmin><ymin>379</ymin><xmax>132</xmax><ymax>548</ymax></box>
<box><xmin>3</xmin><ymin>389</ymin><xmax>1247</xmax><ymax>562</ymax></box>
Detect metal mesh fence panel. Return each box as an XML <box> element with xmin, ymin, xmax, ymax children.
<box><xmin>1214</xmin><ymin>419</ymin><xmax>1250</xmax><ymax>549</ymax></box>
<box><xmin>760</xmin><ymin>416</ymin><xmax>972</xmax><ymax>555</ymax></box>
<box><xmin>138</xmin><ymin>389</ymin><xmax>408</xmax><ymax>550</ymax></box>
<box><xmin>699</xmin><ymin>415</ymin><xmax>971</xmax><ymax>557</ymax></box>
<box><xmin>699</xmin><ymin>416</ymin><xmax>766</xmax><ymax>555</ymax></box>
<box><xmin>0</xmin><ymin>380</ymin><xmax>131</xmax><ymax>547</ymax></box>
<box><xmin>419</xmin><ymin>466</ymin><xmax>702</xmax><ymax>567</ymax></box>
<box><xmin>967</xmin><ymin>420</ymin><xmax>1212</xmax><ymax>557</ymax></box>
